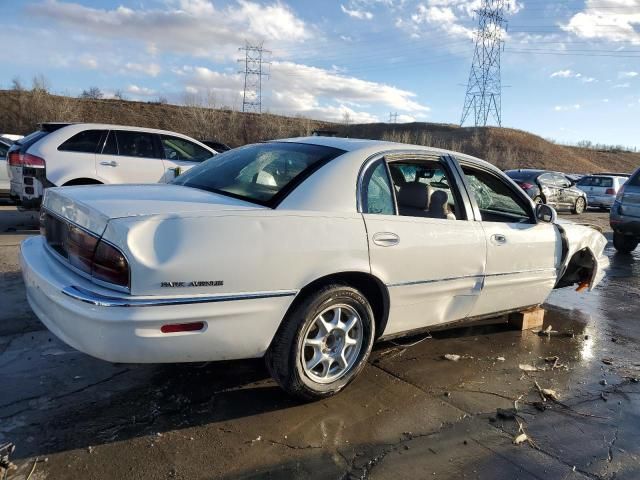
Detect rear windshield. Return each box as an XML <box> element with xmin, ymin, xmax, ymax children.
<box><xmin>578</xmin><ymin>176</ymin><xmax>613</xmax><ymax>187</ymax></box>
<box><xmin>16</xmin><ymin>130</ymin><xmax>49</xmax><ymax>148</ymax></box>
<box><xmin>172</xmin><ymin>142</ymin><xmax>345</xmax><ymax>207</ymax></box>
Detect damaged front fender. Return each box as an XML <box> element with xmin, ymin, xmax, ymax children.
<box><xmin>554</xmin><ymin>221</ymin><xmax>609</xmax><ymax>291</ymax></box>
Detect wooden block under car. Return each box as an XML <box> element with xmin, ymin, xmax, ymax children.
<box><xmin>508</xmin><ymin>307</ymin><xmax>545</xmax><ymax>330</ymax></box>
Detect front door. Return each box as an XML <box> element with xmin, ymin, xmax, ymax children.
<box><xmin>361</xmin><ymin>155</ymin><xmax>486</xmax><ymax>337</ymax></box>
<box><xmin>96</xmin><ymin>130</ymin><xmax>165</xmax><ymax>184</ymax></box>
<box><xmin>459</xmin><ymin>165</ymin><xmax>561</xmax><ymax>317</ymax></box>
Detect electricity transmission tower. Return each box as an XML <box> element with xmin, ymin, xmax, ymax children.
<box><xmin>460</xmin><ymin>0</ymin><xmax>508</xmax><ymax>127</ymax></box>
<box><xmin>238</xmin><ymin>43</ymin><xmax>271</xmax><ymax>113</ymax></box>
<box><xmin>389</xmin><ymin>112</ymin><xmax>398</xmax><ymax>123</ymax></box>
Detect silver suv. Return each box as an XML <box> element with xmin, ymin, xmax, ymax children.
<box><xmin>610</xmin><ymin>168</ymin><xmax>640</xmax><ymax>253</ymax></box>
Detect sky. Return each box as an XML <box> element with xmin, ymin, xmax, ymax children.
<box><xmin>1</xmin><ymin>0</ymin><xmax>639</xmax><ymax>147</ymax></box>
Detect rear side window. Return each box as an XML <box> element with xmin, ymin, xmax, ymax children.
<box><xmin>362</xmin><ymin>160</ymin><xmax>394</xmax><ymax>215</ymax></box>
<box><xmin>629</xmin><ymin>170</ymin><xmax>640</xmax><ymax>187</ymax></box>
<box><xmin>58</xmin><ymin>130</ymin><xmax>104</xmax><ymax>153</ymax></box>
<box><xmin>160</xmin><ymin>135</ymin><xmax>212</xmax><ymax>162</ymax></box>
<box><xmin>114</xmin><ymin>131</ymin><xmax>159</xmax><ymax>158</ymax></box>
<box><xmin>0</xmin><ymin>142</ymin><xmax>8</xmax><ymax>159</ymax></box>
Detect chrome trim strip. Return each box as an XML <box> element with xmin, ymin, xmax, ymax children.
<box><xmin>386</xmin><ymin>268</ymin><xmax>556</xmax><ymax>288</ymax></box>
<box><xmin>62</xmin><ymin>285</ymin><xmax>298</xmax><ymax>307</ymax></box>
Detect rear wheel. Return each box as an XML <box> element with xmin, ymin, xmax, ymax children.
<box><xmin>265</xmin><ymin>284</ymin><xmax>375</xmax><ymax>400</ymax></box>
<box><xmin>613</xmin><ymin>232</ymin><xmax>639</xmax><ymax>254</ymax></box>
<box><xmin>572</xmin><ymin>197</ymin><xmax>586</xmax><ymax>214</ymax></box>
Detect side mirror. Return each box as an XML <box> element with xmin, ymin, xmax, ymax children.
<box><xmin>535</xmin><ymin>203</ymin><xmax>557</xmax><ymax>223</ymax></box>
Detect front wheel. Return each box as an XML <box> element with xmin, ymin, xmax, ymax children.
<box><xmin>265</xmin><ymin>285</ymin><xmax>375</xmax><ymax>400</ymax></box>
<box><xmin>613</xmin><ymin>232</ymin><xmax>639</xmax><ymax>254</ymax></box>
<box><xmin>572</xmin><ymin>197</ymin><xmax>586</xmax><ymax>214</ymax></box>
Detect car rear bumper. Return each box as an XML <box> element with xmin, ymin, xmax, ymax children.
<box><xmin>610</xmin><ymin>206</ymin><xmax>640</xmax><ymax>236</ymax></box>
<box><xmin>586</xmin><ymin>194</ymin><xmax>615</xmax><ymax>207</ymax></box>
<box><xmin>20</xmin><ymin>236</ymin><xmax>294</xmax><ymax>363</ymax></box>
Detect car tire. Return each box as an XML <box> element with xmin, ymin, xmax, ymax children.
<box><xmin>572</xmin><ymin>197</ymin><xmax>586</xmax><ymax>214</ymax></box>
<box><xmin>613</xmin><ymin>232</ymin><xmax>639</xmax><ymax>254</ymax></box>
<box><xmin>532</xmin><ymin>196</ymin><xmax>543</xmax><ymax>205</ymax></box>
<box><xmin>265</xmin><ymin>284</ymin><xmax>375</xmax><ymax>401</ymax></box>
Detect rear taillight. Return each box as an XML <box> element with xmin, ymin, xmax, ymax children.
<box><xmin>8</xmin><ymin>151</ymin><xmax>21</xmax><ymax>166</ymax></box>
<box><xmin>23</xmin><ymin>153</ymin><xmax>45</xmax><ymax>167</ymax></box>
<box><xmin>92</xmin><ymin>241</ymin><xmax>129</xmax><ymax>288</ymax></box>
<box><xmin>519</xmin><ymin>182</ymin><xmax>534</xmax><ymax>190</ymax></box>
<box><xmin>605</xmin><ymin>188</ymin><xmax>615</xmax><ymax>195</ymax></box>
<box><xmin>41</xmin><ymin>212</ymin><xmax>129</xmax><ymax>289</ymax></box>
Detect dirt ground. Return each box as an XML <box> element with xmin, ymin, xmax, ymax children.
<box><xmin>1</xmin><ymin>202</ymin><xmax>639</xmax><ymax>480</ymax></box>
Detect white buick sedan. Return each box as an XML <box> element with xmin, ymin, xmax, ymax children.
<box><xmin>21</xmin><ymin>137</ymin><xmax>607</xmax><ymax>399</ymax></box>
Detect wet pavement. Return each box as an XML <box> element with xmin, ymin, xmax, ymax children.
<box><xmin>1</xmin><ymin>203</ymin><xmax>639</xmax><ymax>479</ymax></box>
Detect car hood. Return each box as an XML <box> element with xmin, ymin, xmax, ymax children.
<box><xmin>43</xmin><ymin>184</ymin><xmax>265</xmax><ymax>234</ymax></box>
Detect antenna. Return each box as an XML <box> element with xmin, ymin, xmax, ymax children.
<box><xmin>460</xmin><ymin>0</ymin><xmax>508</xmax><ymax>127</ymax></box>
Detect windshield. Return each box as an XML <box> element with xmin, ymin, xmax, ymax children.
<box><xmin>505</xmin><ymin>170</ymin><xmax>540</xmax><ymax>182</ymax></box>
<box><xmin>172</xmin><ymin>142</ymin><xmax>345</xmax><ymax>206</ymax></box>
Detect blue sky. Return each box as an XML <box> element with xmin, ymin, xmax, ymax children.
<box><xmin>1</xmin><ymin>0</ymin><xmax>639</xmax><ymax>147</ymax></box>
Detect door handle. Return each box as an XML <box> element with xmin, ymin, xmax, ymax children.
<box><xmin>373</xmin><ymin>232</ymin><xmax>400</xmax><ymax>247</ymax></box>
<box><xmin>100</xmin><ymin>160</ymin><xmax>118</xmax><ymax>167</ymax></box>
<box><xmin>491</xmin><ymin>234</ymin><xmax>507</xmax><ymax>245</ymax></box>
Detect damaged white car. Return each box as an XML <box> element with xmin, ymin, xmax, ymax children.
<box><xmin>20</xmin><ymin>137</ymin><xmax>608</xmax><ymax>399</ymax></box>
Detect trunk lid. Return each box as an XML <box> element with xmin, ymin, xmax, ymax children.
<box><xmin>42</xmin><ymin>184</ymin><xmax>265</xmax><ymax>234</ymax></box>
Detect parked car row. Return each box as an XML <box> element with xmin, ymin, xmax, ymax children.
<box><xmin>19</xmin><ymin>136</ymin><xmax>610</xmax><ymax>399</ymax></box>
<box><xmin>5</xmin><ymin>123</ymin><xmax>227</xmax><ymax>208</ymax></box>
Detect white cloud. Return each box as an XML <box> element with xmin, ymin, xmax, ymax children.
<box><xmin>554</xmin><ymin>104</ymin><xmax>581</xmax><ymax>111</ymax></box>
<box><xmin>562</xmin><ymin>0</ymin><xmax>640</xmax><ymax>45</ymax></box>
<box><xmin>176</xmin><ymin>61</ymin><xmax>430</xmax><ymax>122</ymax></box>
<box><xmin>30</xmin><ymin>0</ymin><xmax>310</xmax><ymax>60</ymax></box>
<box><xmin>613</xmin><ymin>82</ymin><xmax>631</xmax><ymax>88</ymax></box>
<box><xmin>78</xmin><ymin>55</ymin><xmax>98</xmax><ymax>70</ymax></box>
<box><xmin>619</xmin><ymin>71</ymin><xmax>639</xmax><ymax>78</ymax></box>
<box><xmin>126</xmin><ymin>84</ymin><xmax>156</xmax><ymax>96</ymax></box>
<box><xmin>582</xmin><ymin>76</ymin><xmax>597</xmax><ymax>83</ymax></box>
<box><xmin>123</xmin><ymin>62</ymin><xmax>162</xmax><ymax>77</ymax></box>
<box><xmin>550</xmin><ymin>69</ymin><xmax>574</xmax><ymax>78</ymax></box>
<box><xmin>340</xmin><ymin>4</ymin><xmax>374</xmax><ymax>19</ymax></box>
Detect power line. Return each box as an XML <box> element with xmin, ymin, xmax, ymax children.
<box><xmin>238</xmin><ymin>42</ymin><xmax>271</xmax><ymax>113</ymax></box>
<box><xmin>461</xmin><ymin>0</ymin><xmax>507</xmax><ymax>127</ymax></box>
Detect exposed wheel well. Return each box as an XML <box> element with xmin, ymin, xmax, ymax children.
<box><xmin>288</xmin><ymin>272</ymin><xmax>390</xmax><ymax>339</ymax></box>
<box><xmin>62</xmin><ymin>178</ymin><xmax>103</xmax><ymax>186</ymax></box>
<box><xmin>555</xmin><ymin>248</ymin><xmax>596</xmax><ymax>289</ymax></box>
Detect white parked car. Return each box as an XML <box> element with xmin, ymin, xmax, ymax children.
<box><xmin>576</xmin><ymin>174</ymin><xmax>628</xmax><ymax>210</ymax></box>
<box><xmin>20</xmin><ymin>137</ymin><xmax>608</xmax><ymax>399</ymax></box>
<box><xmin>0</xmin><ymin>136</ymin><xmax>17</xmax><ymax>196</ymax></box>
<box><xmin>8</xmin><ymin>123</ymin><xmax>217</xmax><ymax>209</ymax></box>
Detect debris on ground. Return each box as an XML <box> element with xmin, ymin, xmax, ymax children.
<box><xmin>496</xmin><ymin>356</ymin><xmax>506</xmax><ymax>362</ymax></box>
<box><xmin>513</xmin><ymin>420</ymin><xmax>537</xmax><ymax>448</ymax></box>
<box><xmin>519</xmin><ymin>364</ymin><xmax>540</xmax><ymax>372</ymax></box>
<box><xmin>513</xmin><ymin>432</ymin><xmax>528</xmax><ymax>445</ymax></box>
<box><xmin>497</xmin><ymin>408</ymin><xmax>517</xmax><ymax>420</ymax></box>
<box><xmin>443</xmin><ymin>354</ymin><xmax>461</xmax><ymax>361</ymax></box>
<box><xmin>602</xmin><ymin>358</ymin><xmax>614</xmax><ymax>365</ymax></box>
<box><xmin>535</xmin><ymin>325</ymin><xmax>574</xmax><ymax>338</ymax></box>
<box><xmin>600</xmin><ymin>379</ymin><xmax>608</xmax><ymax>386</ymax></box>
<box><xmin>0</xmin><ymin>443</ymin><xmax>17</xmax><ymax>478</ymax></box>
<box><xmin>534</xmin><ymin>381</ymin><xmax>559</xmax><ymax>402</ymax></box>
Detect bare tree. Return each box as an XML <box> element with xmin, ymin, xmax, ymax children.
<box><xmin>80</xmin><ymin>87</ymin><xmax>104</xmax><ymax>99</ymax></box>
<box><xmin>11</xmin><ymin>76</ymin><xmax>25</xmax><ymax>91</ymax></box>
<box><xmin>113</xmin><ymin>89</ymin><xmax>127</xmax><ymax>100</ymax></box>
<box><xmin>342</xmin><ymin>111</ymin><xmax>352</xmax><ymax>126</ymax></box>
<box><xmin>31</xmin><ymin>74</ymin><xmax>50</xmax><ymax>93</ymax></box>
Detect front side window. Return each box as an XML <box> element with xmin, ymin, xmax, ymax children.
<box><xmin>462</xmin><ymin>167</ymin><xmax>531</xmax><ymax>223</ymax></box>
<box><xmin>538</xmin><ymin>173</ymin><xmax>555</xmax><ymax>186</ymax></box>
<box><xmin>115</xmin><ymin>131</ymin><xmax>158</xmax><ymax>158</ymax></box>
<box><xmin>58</xmin><ymin>130</ymin><xmax>104</xmax><ymax>153</ymax></box>
<box><xmin>172</xmin><ymin>142</ymin><xmax>344</xmax><ymax>206</ymax></box>
<box><xmin>362</xmin><ymin>160</ymin><xmax>394</xmax><ymax>215</ymax></box>
<box><xmin>160</xmin><ymin>135</ymin><xmax>213</xmax><ymax>162</ymax></box>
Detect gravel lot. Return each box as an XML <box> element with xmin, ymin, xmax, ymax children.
<box><xmin>1</xmin><ymin>202</ymin><xmax>639</xmax><ymax>480</ymax></box>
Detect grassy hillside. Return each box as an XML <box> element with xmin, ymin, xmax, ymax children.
<box><xmin>1</xmin><ymin>90</ymin><xmax>638</xmax><ymax>174</ymax></box>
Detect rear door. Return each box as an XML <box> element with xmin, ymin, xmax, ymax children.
<box><xmin>158</xmin><ymin>134</ymin><xmax>215</xmax><ymax>182</ymax></box>
<box><xmin>458</xmin><ymin>162</ymin><xmax>561</xmax><ymax>317</ymax></box>
<box><xmin>361</xmin><ymin>153</ymin><xmax>486</xmax><ymax>337</ymax></box>
<box><xmin>97</xmin><ymin>130</ymin><xmax>165</xmax><ymax>184</ymax></box>
<box><xmin>538</xmin><ymin>173</ymin><xmax>561</xmax><ymax>206</ymax></box>
<box><xmin>0</xmin><ymin>141</ymin><xmax>10</xmax><ymax>192</ymax></box>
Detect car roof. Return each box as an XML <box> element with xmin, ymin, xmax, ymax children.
<box><xmin>50</xmin><ymin>122</ymin><xmax>203</xmax><ymax>138</ymax></box>
<box><xmin>276</xmin><ymin>136</ymin><xmax>494</xmax><ymax>168</ymax></box>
